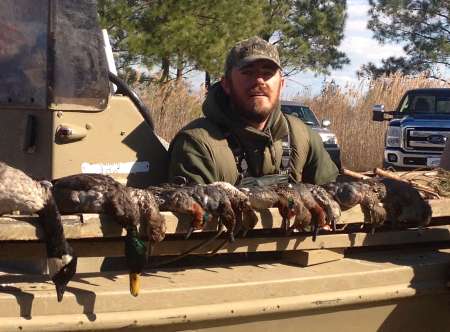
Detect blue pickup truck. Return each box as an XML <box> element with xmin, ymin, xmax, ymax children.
<box><xmin>373</xmin><ymin>88</ymin><xmax>450</xmax><ymax>169</ymax></box>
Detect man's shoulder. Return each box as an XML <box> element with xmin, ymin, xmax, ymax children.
<box><xmin>175</xmin><ymin>117</ymin><xmax>227</xmax><ymax>142</ymax></box>
<box><xmin>284</xmin><ymin>113</ymin><xmax>313</xmax><ymax>133</ymax></box>
<box><xmin>283</xmin><ymin>113</ymin><xmax>315</xmax><ymax>145</ymax></box>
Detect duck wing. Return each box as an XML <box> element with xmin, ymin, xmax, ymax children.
<box><xmin>0</xmin><ymin>162</ymin><xmax>47</xmax><ymax>215</ymax></box>
<box><xmin>53</xmin><ymin>173</ymin><xmax>140</xmax><ymax>228</ymax></box>
<box><xmin>0</xmin><ymin>162</ymin><xmax>76</xmax><ymax>302</ymax></box>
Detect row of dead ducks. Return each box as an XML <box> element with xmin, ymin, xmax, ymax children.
<box><xmin>0</xmin><ymin>162</ymin><xmax>432</xmax><ymax>301</ymax></box>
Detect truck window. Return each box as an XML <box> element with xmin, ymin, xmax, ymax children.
<box><xmin>281</xmin><ymin>105</ymin><xmax>320</xmax><ymax>126</ymax></box>
<box><xmin>0</xmin><ymin>1</ymin><xmax>48</xmax><ymax>109</ymax></box>
<box><xmin>437</xmin><ymin>97</ymin><xmax>450</xmax><ymax>113</ymax></box>
<box><xmin>398</xmin><ymin>95</ymin><xmax>410</xmax><ymax>113</ymax></box>
<box><xmin>399</xmin><ymin>95</ymin><xmax>440</xmax><ymax>114</ymax></box>
<box><xmin>412</xmin><ymin>95</ymin><xmax>434</xmax><ymax>113</ymax></box>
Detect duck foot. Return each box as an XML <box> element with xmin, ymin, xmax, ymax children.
<box><xmin>240</xmin><ymin>229</ymin><xmax>249</xmax><ymax>238</ymax></box>
<box><xmin>185</xmin><ymin>226</ymin><xmax>195</xmax><ymax>240</ymax></box>
<box><xmin>331</xmin><ymin>218</ymin><xmax>337</xmax><ymax>232</ymax></box>
<box><xmin>281</xmin><ymin>217</ymin><xmax>292</xmax><ymax>236</ymax></box>
<box><xmin>311</xmin><ymin>222</ymin><xmax>319</xmax><ymax>242</ymax></box>
<box><xmin>228</xmin><ymin>230</ymin><xmax>235</xmax><ymax>243</ymax></box>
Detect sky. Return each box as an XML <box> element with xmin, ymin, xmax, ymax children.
<box><xmin>282</xmin><ymin>0</ymin><xmax>405</xmax><ymax>98</ymax></box>
<box><xmin>186</xmin><ymin>0</ymin><xmax>406</xmax><ymax>97</ymax></box>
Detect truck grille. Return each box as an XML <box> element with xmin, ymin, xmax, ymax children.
<box><xmin>404</xmin><ymin>127</ymin><xmax>450</xmax><ymax>152</ymax></box>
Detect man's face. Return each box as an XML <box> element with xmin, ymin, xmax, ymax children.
<box><xmin>221</xmin><ymin>60</ymin><xmax>284</xmax><ymax>126</ymax></box>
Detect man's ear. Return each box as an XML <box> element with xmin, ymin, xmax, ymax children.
<box><xmin>280</xmin><ymin>72</ymin><xmax>285</xmax><ymax>89</ymax></box>
<box><xmin>221</xmin><ymin>76</ymin><xmax>231</xmax><ymax>95</ymax></box>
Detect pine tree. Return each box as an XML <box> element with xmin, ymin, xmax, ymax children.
<box><xmin>98</xmin><ymin>0</ymin><xmax>349</xmax><ymax>82</ymax></box>
<box><xmin>261</xmin><ymin>0</ymin><xmax>349</xmax><ymax>75</ymax></box>
<box><xmin>362</xmin><ymin>0</ymin><xmax>450</xmax><ymax>78</ymax></box>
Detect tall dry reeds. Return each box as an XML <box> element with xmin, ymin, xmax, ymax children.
<box><xmin>136</xmin><ymin>73</ymin><xmax>449</xmax><ymax>172</ymax></box>
<box><xmin>295</xmin><ymin>73</ymin><xmax>450</xmax><ymax>171</ymax></box>
<box><xmin>137</xmin><ymin>80</ymin><xmax>203</xmax><ymax>141</ymax></box>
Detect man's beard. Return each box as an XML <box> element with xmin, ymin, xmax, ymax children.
<box><xmin>228</xmin><ymin>83</ymin><xmax>279</xmax><ymax>124</ymax></box>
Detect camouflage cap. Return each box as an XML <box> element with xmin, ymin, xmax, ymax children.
<box><xmin>224</xmin><ymin>36</ymin><xmax>281</xmax><ymax>75</ymax></box>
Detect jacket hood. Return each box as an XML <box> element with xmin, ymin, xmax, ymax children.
<box><xmin>202</xmin><ymin>82</ymin><xmax>288</xmax><ymax>145</ymax></box>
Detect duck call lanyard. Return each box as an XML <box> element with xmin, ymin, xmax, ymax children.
<box><xmin>225</xmin><ymin>123</ymin><xmax>292</xmax><ymax>186</ymax></box>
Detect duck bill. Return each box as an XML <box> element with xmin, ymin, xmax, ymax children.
<box><xmin>129</xmin><ymin>272</ymin><xmax>140</xmax><ymax>297</ymax></box>
<box><xmin>50</xmin><ymin>256</ymin><xmax>77</xmax><ymax>302</ymax></box>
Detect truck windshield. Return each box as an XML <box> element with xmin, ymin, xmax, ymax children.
<box><xmin>0</xmin><ymin>1</ymin><xmax>48</xmax><ymax>109</ymax></box>
<box><xmin>398</xmin><ymin>94</ymin><xmax>450</xmax><ymax>114</ymax></box>
<box><xmin>281</xmin><ymin>105</ymin><xmax>320</xmax><ymax>126</ymax></box>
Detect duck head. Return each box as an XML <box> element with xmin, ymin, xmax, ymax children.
<box><xmin>48</xmin><ymin>255</ymin><xmax>78</xmax><ymax>302</ymax></box>
<box><xmin>125</xmin><ymin>226</ymin><xmax>147</xmax><ymax>297</ymax></box>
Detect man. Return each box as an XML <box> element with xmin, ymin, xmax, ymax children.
<box><xmin>168</xmin><ymin>36</ymin><xmax>338</xmax><ymax>185</ymax></box>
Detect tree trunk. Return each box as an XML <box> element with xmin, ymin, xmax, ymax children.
<box><xmin>176</xmin><ymin>58</ymin><xmax>183</xmax><ymax>81</ymax></box>
<box><xmin>205</xmin><ymin>71</ymin><xmax>211</xmax><ymax>93</ymax></box>
<box><xmin>160</xmin><ymin>56</ymin><xmax>170</xmax><ymax>82</ymax></box>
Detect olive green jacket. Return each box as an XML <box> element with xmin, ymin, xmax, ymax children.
<box><xmin>168</xmin><ymin>83</ymin><xmax>338</xmax><ymax>185</ymax></box>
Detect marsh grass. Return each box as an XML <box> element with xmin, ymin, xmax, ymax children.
<box><xmin>294</xmin><ymin>73</ymin><xmax>450</xmax><ymax>170</ymax></box>
<box><xmin>137</xmin><ymin>80</ymin><xmax>203</xmax><ymax>141</ymax></box>
<box><xmin>137</xmin><ymin>73</ymin><xmax>449</xmax><ymax>171</ymax></box>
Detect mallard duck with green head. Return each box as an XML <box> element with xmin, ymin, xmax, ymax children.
<box><xmin>52</xmin><ymin>173</ymin><xmax>166</xmax><ymax>296</ymax></box>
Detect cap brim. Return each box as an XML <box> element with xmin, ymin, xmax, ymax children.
<box><xmin>236</xmin><ymin>55</ymin><xmax>281</xmax><ymax>69</ymax></box>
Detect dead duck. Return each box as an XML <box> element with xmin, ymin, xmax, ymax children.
<box><xmin>126</xmin><ymin>187</ymin><xmax>166</xmax><ymax>245</ymax></box>
<box><xmin>273</xmin><ymin>184</ymin><xmax>311</xmax><ymax>234</ymax></box>
<box><xmin>303</xmin><ymin>183</ymin><xmax>341</xmax><ymax>231</ymax></box>
<box><xmin>148</xmin><ymin>184</ymin><xmax>210</xmax><ymax>238</ymax></box>
<box><xmin>244</xmin><ymin>185</ymin><xmax>298</xmax><ymax>233</ymax></box>
<box><xmin>276</xmin><ymin>183</ymin><xmax>327</xmax><ymax>240</ymax></box>
<box><xmin>245</xmin><ymin>184</ymin><xmax>312</xmax><ymax>236</ymax></box>
<box><xmin>151</xmin><ymin>183</ymin><xmax>237</xmax><ymax>241</ymax></box>
<box><xmin>52</xmin><ymin>173</ymin><xmax>166</xmax><ymax>297</ymax></box>
<box><xmin>189</xmin><ymin>184</ymin><xmax>236</xmax><ymax>242</ymax></box>
<box><xmin>0</xmin><ymin>162</ymin><xmax>76</xmax><ymax>302</ymax></box>
<box><xmin>199</xmin><ymin>184</ymin><xmax>236</xmax><ymax>241</ymax></box>
<box><xmin>379</xmin><ymin>178</ymin><xmax>432</xmax><ymax>228</ymax></box>
<box><xmin>245</xmin><ymin>183</ymin><xmax>328</xmax><ymax>240</ymax></box>
<box><xmin>210</xmin><ymin>182</ymin><xmax>258</xmax><ymax>238</ymax></box>
<box><xmin>324</xmin><ymin>180</ymin><xmax>387</xmax><ymax>232</ymax></box>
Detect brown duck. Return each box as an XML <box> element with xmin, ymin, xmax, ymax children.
<box><xmin>151</xmin><ymin>183</ymin><xmax>239</xmax><ymax>241</ymax></box>
<box><xmin>245</xmin><ymin>183</ymin><xmax>326</xmax><ymax>240</ymax></box>
<box><xmin>303</xmin><ymin>183</ymin><xmax>341</xmax><ymax>231</ymax></box>
<box><xmin>211</xmin><ymin>182</ymin><xmax>258</xmax><ymax>238</ymax></box>
<box><xmin>323</xmin><ymin>178</ymin><xmax>431</xmax><ymax>232</ymax></box>
<box><xmin>148</xmin><ymin>184</ymin><xmax>210</xmax><ymax>238</ymax></box>
<box><xmin>323</xmin><ymin>180</ymin><xmax>387</xmax><ymax>232</ymax></box>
